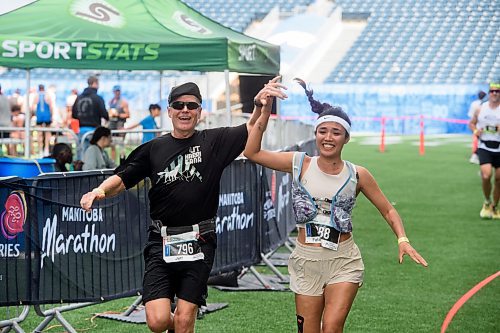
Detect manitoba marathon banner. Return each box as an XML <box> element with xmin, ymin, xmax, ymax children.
<box><xmin>212</xmin><ymin>159</ymin><xmax>261</xmax><ymax>274</ymax></box>
<box><xmin>28</xmin><ymin>171</ymin><xmax>150</xmax><ymax>304</ymax></box>
<box><xmin>0</xmin><ymin>157</ymin><xmax>297</xmax><ymax>305</ymax></box>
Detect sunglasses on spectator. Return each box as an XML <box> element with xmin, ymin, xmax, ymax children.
<box><xmin>170</xmin><ymin>101</ymin><xmax>201</xmax><ymax>110</ymax></box>
<box><xmin>489</xmin><ymin>90</ymin><xmax>500</xmax><ymax>94</ymax></box>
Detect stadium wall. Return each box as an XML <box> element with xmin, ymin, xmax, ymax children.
<box><xmin>282</xmin><ymin>84</ymin><xmax>489</xmax><ymax>134</ymax></box>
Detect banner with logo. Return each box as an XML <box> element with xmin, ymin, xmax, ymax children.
<box><xmin>213</xmin><ymin>160</ymin><xmax>261</xmax><ymax>274</ymax></box>
<box><xmin>0</xmin><ymin>177</ymin><xmax>30</xmax><ymax>306</ymax></box>
<box><xmin>0</xmin><ymin>0</ymin><xmax>279</xmax><ymax>74</ymax></box>
<box><xmin>260</xmin><ymin>167</ymin><xmax>288</xmax><ymax>254</ymax></box>
<box><xmin>29</xmin><ymin>171</ymin><xmax>150</xmax><ymax>304</ymax></box>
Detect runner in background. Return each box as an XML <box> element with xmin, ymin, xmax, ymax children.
<box><xmin>468</xmin><ymin>90</ymin><xmax>487</xmax><ymax>164</ymax></box>
<box><xmin>469</xmin><ymin>82</ymin><xmax>500</xmax><ymax>219</ymax></box>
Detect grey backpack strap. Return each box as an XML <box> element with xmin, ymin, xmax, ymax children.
<box><xmin>292</xmin><ymin>152</ymin><xmax>306</xmax><ymax>182</ymax></box>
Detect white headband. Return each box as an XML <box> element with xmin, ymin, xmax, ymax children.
<box><xmin>315</xmin><ymin>115</ymin><xmax>351</xmax><ymax>134</ymax></box>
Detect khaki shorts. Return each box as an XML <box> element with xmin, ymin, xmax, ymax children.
<box><xmin>288</xmin><ymin>236</ymin><xmax>364</xmax><ymax>296</ymax></box>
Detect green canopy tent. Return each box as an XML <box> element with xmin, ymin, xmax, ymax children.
<box><xmin>0</xmin><ymin>0</ymin><xmax>280</xmax><ymax>156</ymax></box>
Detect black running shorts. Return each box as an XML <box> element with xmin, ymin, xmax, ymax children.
<box><xmin>142</xmin><ymin>231</ymin><xmax>217</xmax><ymax>307</ymax></box>
<box><xmin>477</xmin><ymin>148</ymin><xmax>500</xmax><ymax>168</ymax></box>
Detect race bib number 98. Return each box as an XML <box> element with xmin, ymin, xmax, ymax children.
<box><xmin>305</xmin><ymin>223</ymin><xmax>341</xmax><ymax>251</ymax></box>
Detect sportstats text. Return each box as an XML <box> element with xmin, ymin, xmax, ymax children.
<box><xmin>1</xmin><ymin>40</ymin><xmax>160</xmax><ymax>61</ymax></box>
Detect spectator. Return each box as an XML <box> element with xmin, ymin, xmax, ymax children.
<box><xmin>66</xmin><ymin>88</ymin><xmax>78</xmax><ymax>128</ymax></box>
<box><xmin>126</xmin><ymin>103</ymin><xmax>161</xmax><ymax>144</ymax></box>
<box><xmin>46</xmin><ymin>84</ymin><xmax>65</xmax><ymax>133</ymax></box>
<box><xmin>108</xmin><ymin>85</ymin><xmax>130</xmax><ymax>160</ymax></box>
<box><xmin>9</xmin><ymin>104</ymin><xmax>24</xmax><ymax>156</ymax></box>
<box><xmin>8</xmin><ymin>88</ymin><xmax>24</xmax><ymax>113</ymax></box>
<box><xmin>82</xmin><ymin>126</ymin><xmax>116</xmax><ymax>171</ymax></box>
<box><xmin>468</xmin><ymin>90</ymin><xmax>487</xmax><ymax>164</ymax></box>
<box><xmin>31</xmin><ymin>84</ymin><xmax>53</xmax><ymax>156</ymax></box>
<box><xmin>49</xmin><ymin>143</ymin><xmax>83</xmax><ymax>172</ymax></box>
<box><xmin>72</xmin><ymin>76</ymin><xmax>108</xmax><ymax>152</ymax></box>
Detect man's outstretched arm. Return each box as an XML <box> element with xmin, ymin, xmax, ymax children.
<box><xmin>80</xmin><ymin>175</ymin><xmax>125</xmax><ymax>211</ymax></box>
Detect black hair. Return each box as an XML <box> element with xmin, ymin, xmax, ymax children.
<box><xmin>148</xmin><ymin>103</ymin><xmax>161</xmax><ymax>112</ymax></box>
<box><xmin>51</xmin><ymin>143</ymin><xmax>71</xmax><ymax>157</ymax></box>
<box><xmin>294</xmin><ymin>78</ymin><xmax>351</xmax><ymax>136</ymax></box>
<box><xmin>90</xmin><ymin>126</ymin><xmax>111</xmax><ymax>145</ymax></box>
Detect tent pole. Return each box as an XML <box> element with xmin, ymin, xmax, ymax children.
<box><xmin>276</xmin><ymin>92</ymin><xmax>282</xmax><ymax>148</ymax></box>
<box><xmin>204</xmin><ymin>73</ymin><xmax>209</xmax><ymax>128</ymax></box>
<box><xmin>159</xmin><ymin>70</ymin><xmax>164</xmax><ymax>129</ymax></box>
<box><xmin>224</xmin><ymin>70</ymin><xmax>231</xmax><ymax>126</ymax></box>
<box><xmin>24</xmin><ymin>69</ymin><xmax>31</xmax><ymax>158</ymax></box>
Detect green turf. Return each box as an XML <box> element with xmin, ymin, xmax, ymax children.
<box><xmin>5</xmin><ymin>135</ymin><xmax>499</xmax><ymax>332</ymax></box>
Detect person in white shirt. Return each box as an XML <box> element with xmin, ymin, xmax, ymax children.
<box><xmin>469</xmin><ymin>82</ymin><xmax>500</xmax><ymax>218</ymax></box>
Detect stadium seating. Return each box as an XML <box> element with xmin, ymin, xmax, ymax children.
<box><xmin>183</xmin><ymin>0</ymin><xmax>314</xmax><ymax>32</ymax></box>
<box><xmin>3</xmin><ymin>0</ymin><xmax>496</xmax><ymax>86</ymax></box>
<box><xmin>325</xmin><ymin>0</ymin><xmax>499</xmax><ymax>84</ymax></box>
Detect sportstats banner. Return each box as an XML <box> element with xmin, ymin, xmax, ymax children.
<box><xmin>30</xmin><ymin>171</ymin><xmax>150</xmax><ymax>304</ymax></box>
<box><xmin>0</xmin><ymin>0</ymin><xmax>279</xmax><ymax>74</ymax></box>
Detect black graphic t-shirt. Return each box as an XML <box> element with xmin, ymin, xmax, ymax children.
<box><xmin>115</xmin><ymin>123</ymin><xmax>248</xmax><ymax>228</ymax></box>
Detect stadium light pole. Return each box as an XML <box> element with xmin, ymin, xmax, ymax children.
<box><xmin>159</xmin><ymin>70</ymin><xmax>164</xmax><ymax>129</ymax></box>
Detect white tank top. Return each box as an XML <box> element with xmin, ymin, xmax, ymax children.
<box><xmin>302</xmin><ymin>157</ymin><xmax>349</xmax><ymax>200</ymax></box>
<box><xmin>477</xmin><ymin>102</ymin><xmax>500</xmax><ymax>152</ymax></box>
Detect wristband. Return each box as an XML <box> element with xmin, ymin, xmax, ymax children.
<box><xmin>397</xmin><ymin>237</ymin><xmax>410</xmax><ymax>245</ymax></box>
<box><xmin>92</xmin><ymin>188</ymin><xmax>105</xmax><ymax>197</ymax></box>
<box><xmin>254</xmin><ymin>99</ymin><xmax>264</xmax><ymax>108</ymax></box>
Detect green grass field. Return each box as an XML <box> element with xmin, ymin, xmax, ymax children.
<box><xmin>5</xmin><ymin>135</ymin><xmax>500</xmax><ymax>332</ymax></box>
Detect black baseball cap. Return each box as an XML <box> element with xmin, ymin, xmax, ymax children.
<box><xmin>168</xmin><ymin>82</ymin><xmax>202</xmax><ymax>104</ymax></box>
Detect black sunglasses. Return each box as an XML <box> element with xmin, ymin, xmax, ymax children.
<box><xmin>489</xmin><ymin>90</ymin><xmax>500</xmax><ymax>94</ymax></box>
<box><xmin>170</xmin><ymin>101</ymin><xmax>200</xmax><ymax>110</ymax></box>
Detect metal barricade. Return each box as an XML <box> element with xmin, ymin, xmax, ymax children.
<box><xmin>0</xmin><ymin>126</ymin><xmax>79</xmax><ymax>158</ymax></box>
<box><xmin>79</xmin><ymin>128</ymin><xmax>167</xmax><ymax>160</ymax></box>
<box><xmin>0</xmin><ymin>306</ymin><xmax>29</xmax><ymax>333</ymax></box>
